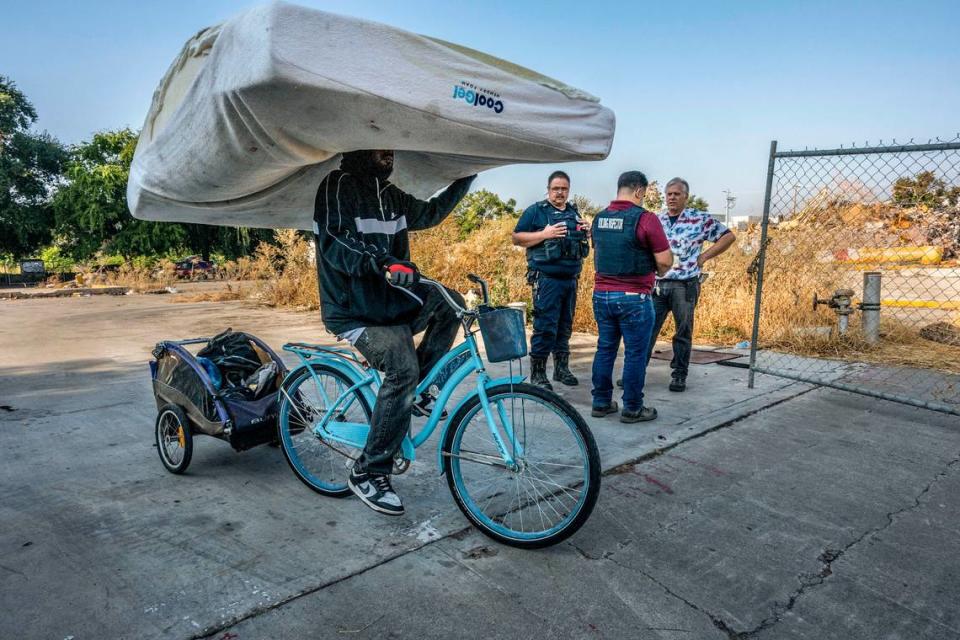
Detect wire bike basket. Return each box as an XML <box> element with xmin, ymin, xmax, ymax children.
<box><xmin>477</xmin><ymin>306</ymin><xmax>528</xmax><ymax>363</ymax></box>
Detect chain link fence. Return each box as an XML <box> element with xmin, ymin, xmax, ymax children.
<box><xmin>747</xmin><ymin>137</ymin><xmax>960</xmax><ymax>416</ymax></box>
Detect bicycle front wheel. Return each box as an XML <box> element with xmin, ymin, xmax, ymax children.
<box><xmin>441</xmin><ymin>383</ymin><xmax>600</xmax><ymax>548</ymax></box>
<box><xmin>277</xmin><ymin>364</ymin><xmax>370</xmax><ymax>496</ymax></box>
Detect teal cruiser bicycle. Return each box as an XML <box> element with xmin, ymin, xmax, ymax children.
<box><xmin>276</xmin><ymin>274</ymin><xmax>600</xmax><ymax>548</ymax></box>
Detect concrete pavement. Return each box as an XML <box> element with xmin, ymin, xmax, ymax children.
<box><xmin>220</xmin><ymin>386</ymin><xmax>960</xmax><ymax>640</ymax></box>
<box><xmin>1</xmin><ymin>293</ymin><xmax>957</xmax><ymax>639</ymax></box>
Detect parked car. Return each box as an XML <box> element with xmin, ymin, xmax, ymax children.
<box><xmin>174</xmin><ymin>256</ymin><xmax>217</xmax><ymax>280</ymax></box>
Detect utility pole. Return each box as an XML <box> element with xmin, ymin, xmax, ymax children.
<box><xmin>723</xmin><ymin>189</ymin><xmax>736</xmax><ymax>227</ymax></box>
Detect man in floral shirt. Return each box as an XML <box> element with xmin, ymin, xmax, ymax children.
<box><xmin>647</xmin><ymin>177</ymin><xmax>736</xmax><ymax>392</ymax></box>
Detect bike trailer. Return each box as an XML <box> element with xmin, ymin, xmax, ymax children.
<box><xmin>150</xmin><ymin>329</ymin><xmax>287</xmax><ymax>468</ymax></box>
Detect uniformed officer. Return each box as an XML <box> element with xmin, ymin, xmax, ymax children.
<box><xmin>512</xmin><ymin>171</ymin><xmax>590</xmax><ymax>389</ymax></box>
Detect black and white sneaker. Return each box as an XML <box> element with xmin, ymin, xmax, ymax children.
<box><xmin>348</xmin><ymin>470</ymin><xmax>405</xmax><ymax>516</ymax></box>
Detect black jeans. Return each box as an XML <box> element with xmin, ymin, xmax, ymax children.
<box><xmin>530</xmin><ymin>273</ymin><xmax>578</xmax><ymax>359</ymax></box>
<box><xmin>352</xmin><ymin>284</ymin><xmax>464</xmax><ymax>475</ymax></box>
<box><xmin>647</xmin><ymin>279</ymin><xmax>700</xmax><ymax>379</ymax></box>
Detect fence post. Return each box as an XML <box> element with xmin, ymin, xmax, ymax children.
<box><xmin>861</xmin><ymin>272</ymin><xmax>882</xmax><ymax>344</ymax></box>
<box><xmin>748</xmin><ymin>140</ymin><xmax>778</xmax><ymax>389</ymax></box>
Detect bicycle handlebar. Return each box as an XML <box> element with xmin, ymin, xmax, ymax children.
<box><xmin>466</xmin><ymin>273</ymin><xmax>489</xmax><ymax>305</ymax></box>
<box><xmin>419</xmin><ymin>274</ymin><xmax>489</xmax><ymax>316</ymax></box>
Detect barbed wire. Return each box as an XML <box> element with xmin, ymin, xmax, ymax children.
<box><xmin>788</xmin><ymin>134</ymin><xmax>960</xmax><ymax>155</ymax></box>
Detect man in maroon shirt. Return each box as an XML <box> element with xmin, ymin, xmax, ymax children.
<box><xmin>590</xmin><ymin>171</ymin><xmax>673</xmax><ymax>422</ymax></box>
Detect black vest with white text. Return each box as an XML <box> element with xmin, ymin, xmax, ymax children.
<box><xmin>591</xmin><ymin>205</ymin><xmax>656</xmax><ymax>276</ymax></box>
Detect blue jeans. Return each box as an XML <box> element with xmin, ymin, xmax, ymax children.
<box><xmin>591</xmin><ymin>291</ymin><xmax>655</xmax><ymax>412</ymax></box>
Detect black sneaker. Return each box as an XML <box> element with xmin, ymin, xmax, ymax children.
<box><xmin>620</xmin><ymin>406</ymin><xmax>658</xmax><ymax>423</ymax></box>
<box><xmin>669</xmin><ymin>376</ymin><xmax>686</xmax><ymax>392</ymax></box>
<box><xmin>411</xmin><ymin>393</ymin><xmax>448</xmax><ymax>419</ymax></box>
<box><xmin>591</xmin><ymin>401</ymin><xmax>619</xmax><ymax>417</ymax></box>
<box><xmin>348</xmin><ymin>470</ymin><xmax>405</xmax><ymax>516</ymax></box>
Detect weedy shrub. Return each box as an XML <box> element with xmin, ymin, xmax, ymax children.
<box><xmin>250</xmin><ymin>229</ymin><xmax>319</xmax><ymax>310</ymax></box>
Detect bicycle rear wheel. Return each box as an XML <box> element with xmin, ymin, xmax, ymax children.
<box><xmin>277</xmin><ymin>364</ymin><xmax>370</xmax><ymax>496</ymax></box>
<box><xmin>441</xmin><ymin>383</ymin><xmax>600</xmax><ymax>548</ymax></box>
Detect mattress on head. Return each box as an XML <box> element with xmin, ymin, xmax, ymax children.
<box><xmin>127</xmin><ymin>1</ymin><xmax>616</xmax><ymax>230</ymax></box>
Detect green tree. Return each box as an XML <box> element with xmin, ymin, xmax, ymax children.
<box><xmin>39</xmin><ymin>245</ymin><xmax>75</xmax><ymax>273</ymax></box>
<box><xmin>451</xmin><ymin>189</ymin><xmax>518</xmax><ymax>238</ymax></box>
<box><xmin>52</xmin><ymin>128</ymin><xmax>188</xmax><ymax>259</ymax></box>
<box><xmin>53</xmin><ymin>127</ymin><xmax>274</xmax><ymax>262</ymax></box>
<box><xmin>687</xmin><ymin>194</ymin><xmax>710</xmax><ymax>211</ymax></box>
<box><xmin>892</xmin><ymin>171</ymin><xmax>960</xmax><ymax>208</ymax></box>
<box><xmin>0</xmin><ymin>76</ymin><xmax>67</xmax><ymax>256</ymax></box>
<box><xmin>183</xmin><ymin>224</ymin><xmax>276</xmax><ymax>261</ymax></box>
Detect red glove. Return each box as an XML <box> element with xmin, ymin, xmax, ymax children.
<box><xmin>381</xmin><ymin>258</ymin><xmax>419</xmax><ymax>288</ymax></box>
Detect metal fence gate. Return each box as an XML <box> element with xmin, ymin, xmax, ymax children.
<box><xmin>748</xmin><ymin>137</ymin><xmax>960</xmax><ymax>416</ymax></box>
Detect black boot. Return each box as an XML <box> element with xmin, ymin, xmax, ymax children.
<box><xmin>552</xmin><ymin>353</ymin><xmax>579</xmax><ymax>386</ymax></box>
<box><xmin>669</xmin><ymin>374</ymin><xmax>686</xmax><ymax>392</ymax></box>
<box><xmin>530</xmin><ymin>356</ymin><xmax>553</xmax><ymax>390</ymax></box>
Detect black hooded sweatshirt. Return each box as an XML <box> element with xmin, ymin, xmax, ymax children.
<box><xmin>312</xmin><ymin>167</ymin><xmax>475</xmax><ymax>334</ymax></box>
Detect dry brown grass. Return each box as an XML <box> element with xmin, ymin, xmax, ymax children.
<box><xmin>170</xmin><ymin>283</ymin><xmax>246</xmax><ymax>303</ymax></box>
<box><xmin>411</xmin><ymin>217</ymin><xmax>600</xmax><ymax>331</ymax></box>
<box><xmin>413</xmin><ymin>209</ymin><xmax>958</xmax><ymax>372</ymax></box>
<box><xmin>247</xmin><ymin>229</ymin><xmax>319</xmax><ymax>310</ymax></box>
<box><xmin>220</xmin><ymin>254</ymin><xmax>275</xmax><ymax>281</ymax></box>
<box><xmin>759</xmin><ymin>318</ymin><xmax>960</xmax><ymax>374</ymax></box>
<box><xmin>112</xmin><ymin>260</ymin><xmax>178</xmax><ymax>290</ymax></box>
<box><xmin>413</xmin><ymin>217</ymin><xmax>529</xmax><ymax>304</ymax></box>
<box><xmin>59</xmin><ymin>260</ymin><xmax>178</xmax><ymax>291</ymax></box>
<box><xmin>243</xmin><ymin>205</ymin><xmax>958</xmax><ymax>373</ymax></box>
<box><xmin>696</xmin><ymin>201</ymin><xmax>960</xmax><ymax>371</ymax></box>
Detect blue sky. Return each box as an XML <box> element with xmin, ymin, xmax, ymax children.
<box><xmin>4</xmin><ymin>0</ymin><xmax>959</xmax><ymax>215</ymax></box>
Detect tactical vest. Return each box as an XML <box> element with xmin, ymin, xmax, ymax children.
<box><xmin>526</xmin><ymin>201</ymin><xmax>588</xmax><ymax>278</ymax></box>
<box><xmin>591</xmin><ymin>205</ymin><xmax>657</xmax><ymax>276</ymax></box>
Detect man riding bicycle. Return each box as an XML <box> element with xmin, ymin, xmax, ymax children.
<box><xmin>313</xmin><ymin>149</ymin><xmax>476</xmax><ymax>515</ymax></box>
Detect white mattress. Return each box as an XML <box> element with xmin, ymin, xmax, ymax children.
<box><xmin>127</xmin><ymin>1</ymin><xmax>616</xmax><ymax>230</ymax></box>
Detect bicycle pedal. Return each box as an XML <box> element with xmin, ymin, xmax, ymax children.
<box><xmin>392</xmin><ymin>456</ymin><xmax>411</xmax><ymax>474</ymax></box>
<box><xmin>412</xmin><ymin>395</ymin><xmax>448</xmax><ymax>419</ymax></box>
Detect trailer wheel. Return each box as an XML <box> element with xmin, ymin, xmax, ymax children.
<box><xmin>156</xmin><ymin>404</ymin><xmax>193</xmax><ymax>474</ymax></box>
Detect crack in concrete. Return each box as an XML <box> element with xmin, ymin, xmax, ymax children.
<box><xmin>189</xmin><ymin>526</ymin><xmax>474</xmax><ymax>640</ymax></box>
<box><xmin>574</xmin><ymin>456</ymin><xmax>960</xmax><ymax>640</ymax></box>
<box><xmin>671</xmin><ymin>387</ymin><xmax>792</xmax><ymax>428</ymax></box>
<box><xmin>188</xmin><ymin>383</ymin><xmax>818</xmax><ymax>640</ymax></box>
<box><xmin>435</xmin><ymin>546</ymin><xmax>565</xmax><ymax>635</ymax></box>
<box><xmin>0</xmin><ymin>562</ymin><xmax>27</xmax><ymax>579</ymax></box>
<box><xmin>606</xmin><ymin>384</ymin><xmax>817</xmax><ymax>477</ymax></box>
<box><xmin>571</xmin><ymin>542</ymin><xmax>739</xmax><ymax>638</ymax></box>
<box><xmin>738</xmin><ymin>454</ymin><xmax>960</xmax><ymax>639</ymax></box>
<box><xmin>650</xmin><ymin>446</ymin><xmax>817</xmax><ymax>536</ymax></box>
